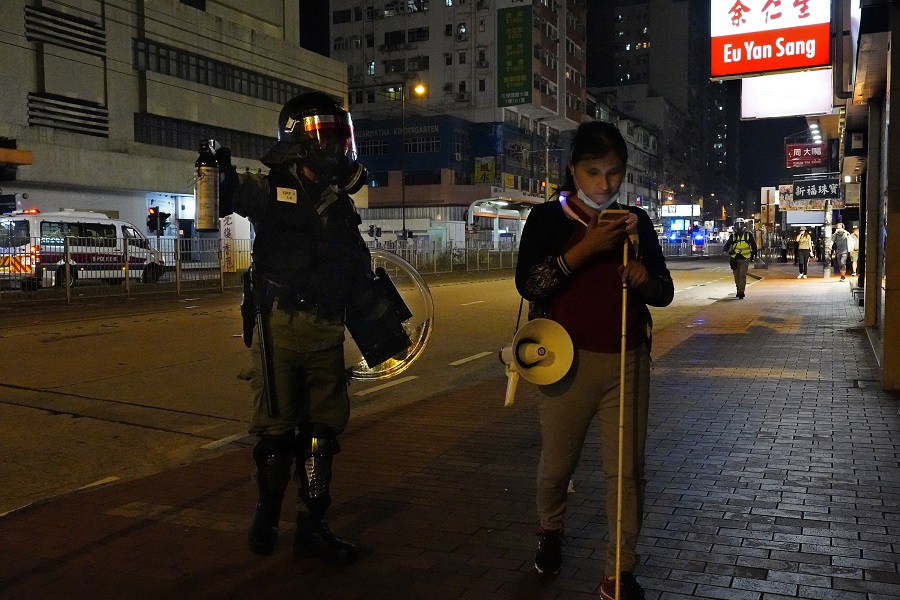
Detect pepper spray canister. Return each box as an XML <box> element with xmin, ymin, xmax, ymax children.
<box><xmin>195</xmin><ymin>139</ymin><xmax>219</xmax><ymax>231</ymax></box>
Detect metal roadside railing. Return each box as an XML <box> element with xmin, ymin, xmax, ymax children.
<box><xmin>0</xmin><ymin>236</ymin><xmax>718</xmax><ymax>305</ymax></box>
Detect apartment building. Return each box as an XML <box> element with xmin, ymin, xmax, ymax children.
<box><xmin>328</xmin><ymin>0</ymin><xmax>592</xmax><ymax>232</ymax></box>
<box><xmin>0</xmin><ymin>0</ymin><xmax>344</xmax><ymax>234</ymax></box>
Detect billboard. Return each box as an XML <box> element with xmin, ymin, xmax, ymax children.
<box><xmin>710</xmin><ymin>0</ymin><xmax>831</xmax><ymax>80</ymax></box>
<box><xmin>497</xmin><ymin>5</ymin><xmax>532</xmax><ymax>107</ymax></box>
<box><xmin>741</xmin><ymin>68</ymin><xmax>835</xmax><ymax>119</ymax></box>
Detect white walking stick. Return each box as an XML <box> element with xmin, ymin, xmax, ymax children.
<box><xmin>615</xmin><ymin>237</ymin><xmax>628</xmax><ymax>600</ymax></box>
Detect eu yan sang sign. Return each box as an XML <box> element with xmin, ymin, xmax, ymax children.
<box><xmin>710</xmin><ymin>0</ymin><xmax>831</xmax><ymax>79</ymax></box>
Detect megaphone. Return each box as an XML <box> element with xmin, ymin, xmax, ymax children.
<box><xmin>499</xmin><ymin>318</ymin><xmax>574</xmax><ymax>407</ymax></box>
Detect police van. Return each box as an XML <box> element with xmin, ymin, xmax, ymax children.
<box><xmin>0</xmin><ymin>209</ymin><xmax>166</xmax><ymax>290</ymax></box>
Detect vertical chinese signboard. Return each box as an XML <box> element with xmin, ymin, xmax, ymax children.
<box><xmin>497</xmin><ymin>4</ymin><xmax>532</xmax><ymax>107</ymax></box>
<box><xmin>710</xmin><ymin>0</ymin><xmax>831</xmax><ymax>79</ymax></box>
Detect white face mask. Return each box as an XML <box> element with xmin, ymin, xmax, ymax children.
<box><xmin>577</xmin><ymin>189</ymin><xmax>619</xmax><ymax>211</ymax></box>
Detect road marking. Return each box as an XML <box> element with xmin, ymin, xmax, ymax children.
<box><xmin>460</xmin><ymin>300</ymin><xmax>484</xmax><ymax>305</ymax></box>
<box><xmin>353</xmin><ymin>375</ymin><xmax>418</xmax><ymax>396</ymax></box>
<box><xmin>79</xmin><ymin>476</ymin><xmax>120</xmax><ymax>490</ymax></box>
<box><xmin>202</xmin><ymin>433</ymin><xmax>246</xmax><ymax>450</ymax></box>
<box><xmin>450</xmin><ymin>351</ymin><xmax>493</xmax><ymax>366</ymax></box>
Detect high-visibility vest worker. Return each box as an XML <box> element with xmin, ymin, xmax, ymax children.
<box><xmin>729</xmin><ymin>231</ymin><xmax>753</xmax><ymax>259</ymax></box>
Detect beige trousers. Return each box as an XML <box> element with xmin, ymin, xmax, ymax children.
<box><xmin>536</xmin><ymin>346</ymin><xmax>650</xmax><ymax>574</ymax></box>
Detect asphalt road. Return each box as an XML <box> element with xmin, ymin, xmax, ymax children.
<box><xmin>0</xmin><ymin>259</ymin><xmax>738</xmax><ymax>515</ymax></box>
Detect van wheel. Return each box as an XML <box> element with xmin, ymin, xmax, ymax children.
<box><xmin>55</xmin><ymin>265</ymin><xmax>77</xmax><ymax>288</ymax></box>
<box><xmin>142</xmin><ymin>263</ymin><xmax>163</xmax><ymax>284</ymax></box>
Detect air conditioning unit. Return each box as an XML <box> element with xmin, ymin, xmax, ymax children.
<box><xmin>456</xmin><ymin>92</ymin><xmax>470</xmax><ymax>102</ymax></box>
<box><xmin>443</xmin><ymin>82</ymin><xmax>454</xmax><ymax>93</ymax></box>
<box><xmin>456</xmin><ymin>33</ymin><xmax>469</xmax><ymax>42</ymax></box>
<box><xmin>477</xmin><ymin>0</ymin><xmax>489</xmax><ymax>9</ymax></box>
<box><xmin>476</xmin><ymin>61</ymin><xmax>489</xmax><ymax>69</ymax></box>
<box><xmin>454</xmin><ymin>152</ymin><xmax>462</xmax><ymax>161</ymax></box>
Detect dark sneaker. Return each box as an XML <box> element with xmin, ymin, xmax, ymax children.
<box><xmin>534</xmin><ymin>527</ymin><xmax>563</xmax><ymax>575</ymax></box>
<box><xmin>294</xmin><ymin>517</ymin><xmax>358</xmax><ymax>565</ymax></box>
<box><xmin>600</xmin><ymin>572</ymin><xmax>645</xmax><ymax>600</ymax></box>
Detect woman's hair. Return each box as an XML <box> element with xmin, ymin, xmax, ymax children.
<box><xmin>557</xmin><ymin>121</ymin><xmax>629</xmax><ymax>195</ymax></box>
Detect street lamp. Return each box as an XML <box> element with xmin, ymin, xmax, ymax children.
<box><xmin>400</xmin><ymin>78</ymin><xmax>426</xmax><ymax>239</ymax></box>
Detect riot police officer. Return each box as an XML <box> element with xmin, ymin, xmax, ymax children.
<box><xmin>217</xmin><ymin>92</ymin><xmax>408</xmax><ymax>564</ymax></box>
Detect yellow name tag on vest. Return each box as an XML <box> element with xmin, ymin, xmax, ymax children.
<box><xmin>276</xmin><ymin>187</ymin><xmax>297</xmax><ymax>204</ymax></box>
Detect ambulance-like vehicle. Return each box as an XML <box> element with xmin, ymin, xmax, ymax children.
<box><xmin>0</xmin><ymin>209</ymin><xmax>166</xmax><ymax>290</ymax></box>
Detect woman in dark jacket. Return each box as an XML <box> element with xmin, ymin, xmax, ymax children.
<box><xmin>515</xmin><ymin>121</ymin><xmax>673</xmax><ymax>600</ymax></box>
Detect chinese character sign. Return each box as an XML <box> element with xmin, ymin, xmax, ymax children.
<box><xmin>785</xmin><ymin>142</ymin><xmax>828</xmax><ymax>168</ymax></box>
<box><xmin>497</xmin><ymin>6</ymin><xmax>532</xmax><ymax>107</ymax></box>
<box><xmin>710</xmin><ymin>0</ymin><xmax>831</xmax><ymax>79</ymax></box>
<box><xmin>785</xmin><ymin>176</ymin><xmax>842</xmax><ymax>209</ymax></box>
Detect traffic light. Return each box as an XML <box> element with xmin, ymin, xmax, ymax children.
<box><xmin>147</xmin><ymin>207</ymin><xmax>159</xmax><ymax>232</ymax></box>
<box><xmin>159</xmin><ymin>211</ymin><xmax>171</xmax><ymax>230</ymax></box>
<box><xmin>368</xmin><ymin>224</ymin><xmax>375</xmax><ymax>237</ymax></box>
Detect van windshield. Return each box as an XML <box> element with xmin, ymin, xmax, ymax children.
<box><xmin>0</xmin><ymin>219</ymin><xmax>30</xmax><ymax>248</ymax></box>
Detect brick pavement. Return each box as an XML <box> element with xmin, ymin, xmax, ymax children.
<box><xmin>1</xmin><ymin>263</ymin><xmax>898</xmax><ymax>600</ymax></box>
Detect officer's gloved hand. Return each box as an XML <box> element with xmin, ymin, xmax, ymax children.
<box><xmin>336</xmin><ymin>159</ymin><xmax>368</xmax><ymax>194</ymax></box>
<box><xmin>216</xmin><ymin>147</ymin><xmax>239</xmax><ymax>216</ymax></box>
<box><xmin>215</xmin><ymin>146</ymin><xmax>233</xmax><ymax>171</ymax></box>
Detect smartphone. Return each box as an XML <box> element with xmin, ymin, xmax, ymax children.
<box><xmin>598</xmin><ymin>209</ymin><xmax>629</xmax><ymax>221</ymax></box>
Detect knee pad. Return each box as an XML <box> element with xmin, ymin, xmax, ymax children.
<box><xmin>296</xmin><ymin>425</ymin><xmax>340</xmax><ymax>515</ymax></box>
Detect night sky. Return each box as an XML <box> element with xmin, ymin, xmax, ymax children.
<box><xmin>299</xmin><ymin>2</ymin><xmax>329</xmax><ymax>57</ymax></box>
<box><xmin>738</xmin><ymin>116</ymin><xmax>807</xmax><ymax>191</ymax></box>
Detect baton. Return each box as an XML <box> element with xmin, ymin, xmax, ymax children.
<box><xmin>251</xmin><ymin>266</ymin><xmax>279</xmax><ymax>418</ymax></box>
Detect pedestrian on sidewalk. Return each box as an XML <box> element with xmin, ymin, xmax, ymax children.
<box><xmin>795</xmin><ymin>227</ymin><xmax>813</xmax><ymax>279</ymax></box>
<box><xmin>830</xmin><ymin>223</ymin><xmax>851</xmax><ymax>281</ymax></box>
<box><xmin>849</xmin><ymin>226</ymin><xmax>860</xmax><ymax>276</ymax></box>
<box><xmin>217</xmin><ymin>93</ymin><xmax>406</xmax><ymax>565</ymax></box>
<box><xmin>724</xmin><ymin>218</ymin><xmax>757</xmax><ymax>299</ymax></box>
<box><xmin>515</xmin><ymin>121</ymin><xmax>674</xmax><ymax>600</ymax></box>
<box><xmin>779</xmin><ymin>236</ymin><xmax>787</xmax><ymax>262</ymax></box>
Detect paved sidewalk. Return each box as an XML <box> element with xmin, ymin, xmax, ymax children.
<box><xmin>1</xmin><ymin>265</ymin><xmax>898</xmax><ymax>600</ymax></box>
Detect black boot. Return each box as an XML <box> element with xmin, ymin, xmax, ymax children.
<box><xmin>293</xmin><ymin>425</ymin><xmax>357</xmax><ymax>565</ymax></box>
<box><xmin>294</xmin><ymin>513</ymin><xmax>358</xmax><ymax>565</ymax></box>
<box><xmin>248</xmin><ymin>434</ymin><xmax>294</xmax><ymax>556</ymax></box>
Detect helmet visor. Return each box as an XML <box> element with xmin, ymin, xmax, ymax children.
<box><xmin>285</xmin><ymin>113</ymin><xmax>358</xmax><ymax>162</ymax></box>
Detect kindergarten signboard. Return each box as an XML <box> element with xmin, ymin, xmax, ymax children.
<box><xmin>710</xmin><ymin>0</ymin><xmax>831</xmax><ymax>79</ymax></box>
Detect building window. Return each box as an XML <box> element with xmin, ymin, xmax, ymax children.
<box><xmin>180</xmin><ymin>0</ymin><xmax>205</xmax><ymax>9</ymax></box>
<box><xmin>358</xmin><ymin>139</ymin><xmax>389</xmax><ymax>156</ymax></box>
<box><xmin>332</xmin><ymin>9</ymin><xmax>352</xmax><ymax>24</ymax></box>
<box><xmin>134</xmin><ymin>113</ymin><xmax>273</xmax><ymax>159</ymax></box>
<box><xmin>133</xmin><ymin>38</ymin><xmax>312</xmax><ymax>107</ymax></box>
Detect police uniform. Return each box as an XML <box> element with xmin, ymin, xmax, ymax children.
<box><xmin>217</xmin><ymin>92</ymin><xmax>391</xmax><ymax>566</ymax></box>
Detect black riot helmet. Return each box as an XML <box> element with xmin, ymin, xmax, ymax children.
<box><xmin>269</xmin><ymin>92</ymin><xmax>366</xmax><ymax>191</ymax></box>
